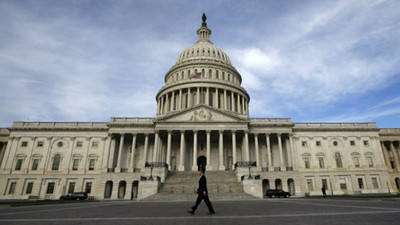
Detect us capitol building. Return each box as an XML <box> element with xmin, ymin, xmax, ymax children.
<box><xmin>1</xmin><ymin>15</ymin><xmax>400</xmax><ymax>200</ymax></box>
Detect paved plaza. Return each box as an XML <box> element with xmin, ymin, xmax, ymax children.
<box><xmin>0</xmin><ymin>198</ymin><xmax>399</xmax><ymax>225</ymax></box>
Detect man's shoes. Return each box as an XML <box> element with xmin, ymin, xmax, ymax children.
<box><xmin>207</xmin><ymin>211</ymin><xmax>215</xmax><ymax>215</ymax></box>
<box><xmin>187</xmin><ymin>210</ymin><xmax>194</xmax><ymax>215</ymax></box>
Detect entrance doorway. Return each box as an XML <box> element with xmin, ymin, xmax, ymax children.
<box><xmin>197</xmin><ymin>156</ymin><xmax>206</xmax><ymax>171</ymax></box>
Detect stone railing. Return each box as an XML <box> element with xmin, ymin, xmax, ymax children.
<box><xmin>294</xmin><ymin>122</ymin><xmax>376</xmax><ymax>128</ymax></box>
<box><xmin>110</xmin><ymin>117</ymin><xmax>155</xmax><ymax>123</ymax></box>
<box><xmin>235</xmin><ymin>161</ymin><xmax>256</xmax><ymax>168</ymax></box>
<box><xmin>379</xmin><ymin>128</ymin><xmax>400</xmax><ymax>135</ymax></box>
<box><xmin>145</xmin><ymin>162</ymin><xmax>168</xmax><ymax>168</ymax></box>
<box><xmin>250</xmin><ymin>118</ymin><xmax>291</xmax><ymax>123</ymax></box>
<box><xmin>13</xmin><ymin>122</ymin><xmax>107</xmax><ymax>128</ymax></box>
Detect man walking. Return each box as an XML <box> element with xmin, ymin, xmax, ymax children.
<box><xmin>187</xmin><ymin>169</ymin><xmax>215</xmax><ymax>215</ymax></box>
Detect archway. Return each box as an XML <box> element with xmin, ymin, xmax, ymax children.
<box><xmin>118</xmin><ymin>181</ymin><xmax>126</xmax><ymax>199</ymax></box>
<box><xmin>131</xmin><ymin>181</ymin><xmax>139</xmax><ymax>200</ymax></box>
<box><xmin>275</xmin><ymin>179</ymin><xmax>282</xmax><ymax>189</ymax></box>
<box><xmin>197</xmin><ymin>156</ymin><xmax>207</xmax><ymax>171</ymax></box>
<box><xmin>104</xmin><ymin>181</ymin><xmax>113</xmax><ymax>199</ymax></box>
<box><xmin>287</xmin><ymin>179</ymin><xmax>295</xmax><ymax>196</ymax></box>
<box><xmin>262</xmin><ymin>179</ymin><xmax>270</xmax><ymax>196</ymax></box>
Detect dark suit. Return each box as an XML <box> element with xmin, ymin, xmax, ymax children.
<box><xmin>191</xmin><ymin>174</ymin><xmax>214</xmax><ymax>213</ymax></box>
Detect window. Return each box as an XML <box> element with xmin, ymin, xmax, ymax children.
<box><xmin>363</xmin><ymin>140</ymin><xmax>369</xmax><ymax>146</ymax></box>
<box><xmin>302</xmin><ymin>141</ymin><xmax>307</xmax><ymax>147</ymax></box>
<box><xmin>322</xmin><ymin>179</ymin><xmax>328</xmax><ymax>190</ymax></box>
<box><xmin>68</xmin><ymin>182</ymin><xmax>75</xmax><ymax>194</ymax></box>
<box><xmin>57</xmin><ymin>142</ymin><xmax>63</xmax><ymax>147</ymax></box>
<box><xmin>26</xmin><ymin>182</ymin><xmax>34</xmax><ymax>194</ymax></box>
<box><xmin>9</xmin><ymin>182</ymin><xmax>17</xmax><ymax>194</ymax></box>
<box><xmin>52</xmin><ymin>154</ymin><xmax>61</xmax><ymax>171</ymax></box>
<box><xmin>304</xmin><ymin>158</ymin><xmax>310</xmax><ymax>169</ymax></box>
<box><xmin>92</xmin><ymin>141</ymin><xmax>99</xmax><ymax>148</ymax></box>
<box><xmin>85</xmin><ymin>182</ymin><xmax>92</xmax><ymax>194</ymax></box>
<box><xmin>318</xmin><ymin>157</ymin><xmax>325</xmax><ymax>168</ymax></box>
<box><xmin>335</xmin><ymin>153</ymin><xmax>343</xmax><ymax>168</ymax></box>
<box><xmin>72</xmin><ymin>159</ymin><xmax>79</xmax><ymax>170</ymax></box>
<box><xmin>316</xmin><ymin>141</ymin><xmax>321</xmax><ymax>146</ymax></box>
<box><xmin>31</xmin><ymin>159</ymin><xmax>39</xmax><ymax>170</ymax></box>
<box><xmin>15</xmin><ymin>159</ymin><xmax>23</xmax><ymax>170</ymax></box>
<box><xmin>340</xmin><ymin>182</ymin><xmax>347</xmax><ymax>190</ymax></box>
<box><xmin>372</xmin><ymin>177</ymin><xmax>379</xmax><ymax>189</ymax></box>
<box><xmin>353</xmin><ymin>156</ymin><xmax>360</xmax><ymax>168</ymax></box>
<box><xmin>89</xmin><ymin>159</ymin><xmax>96</xmax><ymax>170</ymax></box>
<box><xmin>333</xmin><ymin>141</ymin><xmax>338</xmax><ymax>146</ymax></box>
<box><xmin>21</xmin><ymin>141</ymin><xmax>28</xmax><ymax>147</ymax></box>
<box><xmin>46</xmin><ymin>182</ymin><xmax>55</xmax><ymax>194</ymax></box>
<box><xmin>37</xmin><ymin>141</ymin><xmax>44</xmax><ymax>147</ymax></box>
<box><xmin>76</xmin><ymin>141</ymin><xmax>83</xmax><ymax>147</ymax></box>
<box><xmin>307</xmin><ymin>179</ymin><xmax>314</xmax><ymax>191</ymax></box>
<box><xmin>367</xmin><ymin>156</ymin><xmax>374</xmax><ymax>167</ymax></box>
<box><xmin>358</xmin><ymin>178</ymin><xmax>364</xmax><ymax>189</ymax></box>
<box><xmin>350</xmin><ymin>140</ymin><xmax>356</xmax><ymax>146</ymax></box>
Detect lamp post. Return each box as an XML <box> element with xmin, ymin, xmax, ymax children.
<box><xmin>248</xmin><ymin>165</ymin><xmax>252</xmax><ymax>179</ymax></box>
<box><xmin>149</xmin><ymin>164</ymin><xmax>154</xmax><ymax>181</ymax></box>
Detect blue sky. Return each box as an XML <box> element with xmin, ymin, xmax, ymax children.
<box><xmin>1</xmin><ymin>0</ymin><xmax>399</xmax><ymax>128</ymax></box>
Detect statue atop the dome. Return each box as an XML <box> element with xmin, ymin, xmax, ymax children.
<box><xmin>202</xmin><ymin>13</ymin><xmax>207</xmax><ymax>27</ymax></box>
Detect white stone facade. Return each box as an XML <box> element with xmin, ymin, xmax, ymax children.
<box><xmin>1</xmin><ymin>16</ymin><xmax>399</xmax><ymax>200</ymax></box>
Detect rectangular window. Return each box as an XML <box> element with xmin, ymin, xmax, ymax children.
<box><xmin>21</xmin><ymin>141</ymin><xmax>28</xmax><ymax>147</ymax></box>
<box><xmin>46</xmin><ymin>182</ymin><xmax>55</xmax><ymax>194</ymax></box>
<box><xmin>358</xmin><ymin>178</ymin><xmax>364</xmax><ymax>189</ymax></box>
<box><xmin>92</xmin><ymin>141</ymin><xmax>99</xmax><ymax>148</ymax></box>
<box><xmin>339</xmin><ymin>178</ymin><xmax>347</xmax><ymax>190</ymax></box>
<box><xmin>68</xmin><ymin>182</ymin><xmax>75</xmax><ymax>194</ymax></box>
<box><xmin>363</xmin><ymin>140</ymin><xmax>369</xmax><ymax>146</ymax></box>
<box><xmin>319</xmin><ymin>157</ymin><xmax>325</xmax><ymax>168</ymax></box>
<box><xmin>322</xmin><ymin>179</ymin><xmax>328</xmax><ymax>190</ymax></box>
<box><xmin>9</xmin><ymin>182</ymin><xmax>17</xmax><ymax>194</ymax></box>
<box><xmin>350</xmin><ymin>140</ymin><xmax>355</xmax><ymax>146</ymax></box>
<box><xmin>367</xmin><ymin>156</ymin><xmax>374</xmax><ymax>167</ymax></box>
<box><xmin>316</xmin><ymin>141</ymin><xmax>321</xmax><ymax>146</ymax></box>
<box><xmin>26</xmin><ymin>182</ymin><xmax>34</xmax><ymax>194</ymax></box>
<box><xmin>37</xmin><ymin>141</ymin><xmax>44</xmax><ymax>147</ymax></box>
<box><xmin>353</xmin><ymin>157</ymin><xmax>360</xmax><ymax>168</ymax></box>
<box><xmin>72</xmin><ymin>159</ymin><xmax>79</xmax><ymax>170</ymax></box>
<box><xmin>89</xmin><ymin>159</ymin><xmax>96</xmax><ymax>170</ymax></box>
<box><xmin>307</xmin><ymin>179</ymin><xmax>314</xmax><ymax>191</ymax></box>
<box><xmin>302</xmin><ymin>141</ymin><xmax>307</xmax><ymax>147</ymax></box>
<box><xmin>76</xmin><ymin>141</ymin><xmax>83</xmax><ymax>147</ymax></box>
<box><xmin>85</xmin><ymin>182</ymin><xmax>92</xmax><ymax>194</ymax></box>
<box><xmin>31</xmin><ymin>159</ymin><xmax>39</xmax><ymax>170</ymax></box>
<box><xmin>304</xmin><ymin>158</ymin><xmax>310</xmax><ymax>169</ymax></box>
<box><xmin>15</xmin><ymin>159</ymin><xmax>23</xmax><ymax>170</ymax></box>
<box><xmin>372</xmin><ymin>178</ymin><xmax>379</xmax><ymax>189</ymax></box>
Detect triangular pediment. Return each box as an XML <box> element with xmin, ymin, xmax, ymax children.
<box><xmin>156</xmin><ymin>105</ymin><xmax>248</xmax><ymax>123</ymax></box>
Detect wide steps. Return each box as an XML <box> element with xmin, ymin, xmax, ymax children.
<box><xmin>142</xmin><ymin>171</ymin><xmax>257</xmax><ymax>201</ymax></box>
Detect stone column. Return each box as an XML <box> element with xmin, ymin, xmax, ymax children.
<box><xmin>178</xmin><ymin>131</ymin><xmax>185</xmax><ymax>171</ymax></box>
<box><xmin>165</xmin><ymin>93</ymin><xmax>169</xmax><ymax>113</ymax></box>
<box><xmin>152</xmin><ymin>131</ymin><xmax>159</xmax><ymax>162</ymax></box>
<box><xmin>254</xmin><ymin>133</ymin><xmax>260</xmax><ymax>169</ymax></box>
<box><xmin>179</xmin><ymin>90</ymin><xmax>182</xmax><ymax>110</ymax></box>
<box><xmin>130</xmin><ymin>133</ymin><xmax>137</xmax><ymax>172</ymax></box>
<box><xmin>188</xmin><ymin>88</ymin><xmax>191</xmax><ymax>107</ymax></box>
<box><xmin>381</xmin><ymin>142</ymin><xmax>391</xmax><ymax>170</ymax></box>
<box><xmin>192</xmin><ymin>130</ymin><xmax>198</xmax><ymax>171</ymax></box>
<box><xmin>206</xmin><ymin>130</ymin><xmax>211</xmax><ymax>169</ymax></box>
<box><xmin>116</xmin><ymin>134</ymin><xmax>124</xmax><ymax>172</ymax></box>
<box><xmin>166</xmin><ymin>131</ymin><xmax>172</xmax><ymax>170</ymax></box>
<box><xmin>171</xmin><ymin>92</ymin><xmax>175</xmax><ymax>111</ymax></box>
<box><xmin>65</xmin><ymin>137</ymin><xmax>75</xmax><ymax>174</ymax></box>
<box><xmin>231</xmin><ymin>92</ymin><xmax>234</xmax><ymax>112</ymax></box>
<box><xmin>266</xmin><ymin>133</ymin><xmax>273</xmax><ymax>171</ymax></box>
<box><xmin>237</xmin><ymin>94</ymin><xmax>241</xmax><ymax>113</ymax></box>
<box><xmin>161</xmin><ymin>96</ymin><xmax>164</xmax><ymax>114</ymax></box>
<box><xmin>244</xmin><ymin>131</ymin><xmax>250</xmax><ymax>161</ymax></box>
<box><xmin>288</xmin><ymin>134</ymin><xmax>294</xmax><ymax>170</ymax></box>
<box><xmin>142</xmin><ymin>134</ymin><xmax>149</xmax><ymax>169</ymax></box>
<box><xmin>215</xmin><ymin>88</ymin><xmax>219</xmax><ymax>108</ymax></box>
<box><xmin>25</xmin><ymin>137</ymin><xmax>37</xmax><ymax>173</ymax></box>
<box><xmin>390</xmin><ymin>142</ymin><xmax>400</xmax><ymax>171</ymax></box>
<box><xmin>224</xmin><ymin>90</ymin><xmax>227</xmax><ymax>110</ymax></box>
<box><xmin>232</xmin><ymin>131</ymin><xmax>236</xmax><ymax>170</ymax></box>
<box><xmin>206</xmin><ymin>88</ymin><xmax>209</xmax><ymax>105</ymax></box>
<box><xmin>219</xmin><ymin>130</ymin><xmax>225</xmax><ymax>171</ymax></box>
<box><xmin>277</xmin><ymin>133</ymin><xmax>284</xmax><ymax>171</ymax></box>
<box><xmin>241</xmin><ymin>97</ymin><xmax>245</xmax><ymax>113</ymax></box>
<box><xmin>0</xmin><ymin>141</ymin><xmax>8</xmax><ymax>169</ymax></box>
<box><xmin>102</xmin><ymin>135</ymin><xmax>112</xmax><ymax>171</ymax></box>
<box><xmin>197</xmin><ymin>87</ymin><xmax>200</xmax><ymax>105</ymax></box>
<box><xmin>43</xmin><ymin>137</ymin><xmax>52</xmax><ymax>173</ymax></box>
<box><xmin>83</xmin><ymin>137</ymin><xmax>91</xmax><ymax>173</ymax></box>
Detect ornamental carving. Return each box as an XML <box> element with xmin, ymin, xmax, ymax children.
<box><xmin>190</xmin><ymin>108</ymin><xmax>212</xmax><ymax>122</ymax></box>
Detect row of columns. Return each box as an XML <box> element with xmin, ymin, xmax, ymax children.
<box><xmin>157</xmin><ymin>87</ymin><xmax>248</xmax><ymax>115</ymax></box>
<box><xmin>381</xmin><ymin>141</ymin><xmax>400</xmax><ymax>171</ymax></box>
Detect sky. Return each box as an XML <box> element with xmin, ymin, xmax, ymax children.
<box><xmin>1</xmin><ymin>0</ymin><xmax>400</xmax><ymax>128</ymax></box>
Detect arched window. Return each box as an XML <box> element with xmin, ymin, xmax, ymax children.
<box><xmin>52</xmin><ymin>154</ymin><xmax>61</xmax><ymax>170</ymax></box>
<box><xmin>335</xmin><ymin>152</ymin><xmax>343</xmax><ymax>168</ymax></box>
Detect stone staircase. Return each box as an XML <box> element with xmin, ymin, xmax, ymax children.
<box><xmin>142</xmin><ymin>171</ymin><xmax>258</xmax><ymax>201</ymax></box>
